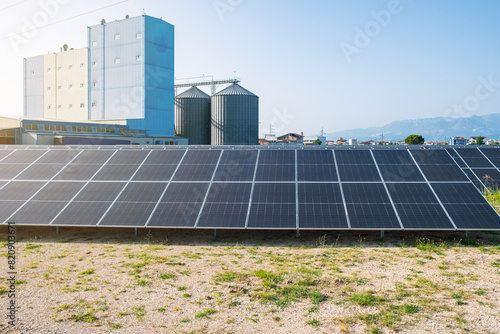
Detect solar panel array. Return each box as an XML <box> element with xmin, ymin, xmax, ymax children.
<box><xmin>0</xmin><ymin>145</ymin><xmax>499</xmax><ymax>231</ymax></box>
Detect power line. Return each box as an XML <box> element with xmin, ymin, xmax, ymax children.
<box><xmin>0</xmin><ymin>0</ymin><xmax>28</xmax><ymax>12</ymax></box>
<box><xmin>0</xmin><ymin>0</ymin><xmax>129</xmax><ymax>42</ymax></box>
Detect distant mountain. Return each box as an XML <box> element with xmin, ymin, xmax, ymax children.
<box><xmin>327</xmin><ymin>114</ymin><xmax>500</xmax><ymax>142</ymax></box>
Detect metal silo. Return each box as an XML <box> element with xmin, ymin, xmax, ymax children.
<box><xmin>175</xmin><ymin>86</ymin><xmax>211</xmax><ymax>145</ymax></box>
<box><xmin>211</xmin><ymin>84</ymin><xmax>259</xmax><ymax>145</ymax></box>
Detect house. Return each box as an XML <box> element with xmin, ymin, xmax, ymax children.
<box><xmin>276</xmin><ymin>133</ymin><xmax>303</xmax><ymax>143</ymax></box>
<box><xmin>450</xmin><ymin>137</ymin><xmax>468</xmax><ymax>145</ymax></box>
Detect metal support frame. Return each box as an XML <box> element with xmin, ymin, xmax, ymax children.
<box><xmin>466</xmin><ymin>230</ymin><xmax>470</xmax><ymax>238</ymax></box>
<box><xmin>134</xmin><ymin>228</ymin><xmax>138</xmax><ymax>236</ymax></box>
<box><xmin>380</xmin><ymin>230</ymin><xmax>384</xmax><ymax>239</ymax></box>
<box><xmin>56</xmin><ymin>226</ymin><xmax>60</xmax><ymax>235</ymax></box>
<box><xmin>214</xmin><ymin>229</ymin><xmax>217</xmax><ymax>237</ymax></box>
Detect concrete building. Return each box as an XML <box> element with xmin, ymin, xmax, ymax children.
<box><xmin>23</xmin><ymin>15</ymin><xmax>174</xmax><ymax>136</ymax></box>
<box><xmin>450</xmin><ymin>137</ymin><xmax>468</xmax><ymax>145</ymax></box>
<box><xmin>297</xmin><ymin>135</ymin><xmax>326</xmax><ymax>145</ymax></box>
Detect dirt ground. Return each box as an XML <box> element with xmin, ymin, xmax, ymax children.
<box><xmin>0</xmin><ymin>227</ymin><xmax>499</xmax><ymax>334</ymax></box>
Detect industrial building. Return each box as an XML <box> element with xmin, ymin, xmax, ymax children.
<box><xmin>23</xmin><ymin>15</ymin><xmax>174</xmax><ymax>136</ymax></box>
<box><xmin>174</xmin><ymin>86</ymin><xmax>211</xmax><ymax>145</ymax></box>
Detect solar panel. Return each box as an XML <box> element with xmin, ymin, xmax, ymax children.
<box><xmin>479</xmin><ymin>148</ymin><xmax>500</xmax><ymax>159</ymax></box>
<box><xmin>0</xmin><ymin>182</ymin><xmax>45</xmax><ymax>200</ymax></box>
<box><xmin>459</xmin><ymin>157</ymin><xmax>494</xmax><ymax>168</ymax></box>
<box><xmin>411</xmin><ymin>150</ymin><xmax>455</xmax><ymax>164</ymax></box>
<box><xmin>446</xmin><ymin>149</ymin><xmax>467</xmax><ymax>167</ymax></box>
<box><xmin>143</xmin><ymin>150</ymin><xmax>185</xmax><ymax>165</ymax></box>
<box><xmin>219</xmin><ymin>150</ymin><xmax>258</xmax><ymax>165</ymax></box>
<box><xmin>73</xmin><ymin>182</ymin><xmax>126</xmax><ymax>202</ymax></box>
<box><xmin>1</xmin><ymin>150</ymin><xmax>47</xmax><ymax>163</ymax></box>
<box><xmin>71</xmin><ymin>150</ymin><xmax>115</xmax><ymax>164</ymax></box>
<box><xmin>147</xmin><ymin>202</ymin><xmax>202</xmax><ymax>227</ymax></box>
<box><xmin>386</xmin><ymin>183</ymin><xmax>439</xmax><ymax>204</ymax></box>
<box><xmin>255</xmin><ymin>164</ymin><xmax>295</xmax><ymax>181</ymax></box>
<box><xmin>378</xmin><ymin>164</ymin><xmax>424</xmax><ymax>182</ymax></box>
<box><xmin>15</xmin><ymin>164</ymin><xmax>66</xmax><ymax>180</ymax></box>
<box><xmin>36</xmin><ymin>150</ymin><xmax>80</xmax><ymax>164</ymax></box>
<box><xmin>347</xmin><ymin>204</ymin><xmax>400</xmax><ymax>229</ymax></box>
<box><xmin>197</xmin><ymin>203</ymin><xmax>249</xmax><ymax>228</ymax></box>
<box><xmin>132</xmin><ymin>164</ymin><xmax>177</xmax><ymax>181</ymax></box>
<box><xmin>0</xmin><ymin>164</ymin><xmax>31</xmax><ymax>179</ymax></box>
<box><xmin>0</xmin><ymin>201</ymin><xmax>25</xmax><ymax>221</ymax></box>
<box><xmin>161</xmin><ymin>183</ymin><xmax>209</xmax><ymax>203</ymax></box>
<box><xmin>206</xmin><ymin>183</ymin><xmax>252</xmax><ymax>203</ymax></box>
<box><xmin>53</xmin><ymin>164</ymin><xmax>104</xmax><ymax>181</ymax></box>
<box><xmin>419</xmin><ymin>165</ymin><xmax>469</xmax><ymax>182</ymax></box>
<box><xmin>335</xmin><ymin>150</ymin><xmax>374</xmax><ymax>164</ymax></box>
<box><xmin>372</xmin><ymin>150</ymin><xmax>414</xmax><ymax>164</ymax></box>
<box><xmin>247</xmin><ymin>203</ymin><xmax>296</xmax><ymax>228</ymax></box>
<box><xmin>337</xmin><ymin>164</ymin><xmax>381</xmax><ymax>182</ymax></box>
<box><xmin>31</xmin><ymin>182</ymin><xmax>85</xmax><ymax>201</ymax></box>
<box><xmin>107</xmin><ymin>150</ymin><xmax>149</xmax><ymax>165</ymax></box>
<box><xmin>258</xmin><ymin>150</ymin><xmax>295</xmax><ymax>164</ymax></box>
<box><xmin>182</xmin><ymin>150</ymin><xmax>221</xmax><ymax>164</ymax></box>
<box><xmin>444</xmin><ymin>204</ymin><xmax>500</xmax><ymax>230</ymax></box>
<box><xmin>99</xmin><ymin>202</ymin><xmax>157</xmax><ymax>226</ymax></box>
<box><xmin>251</xmin><ymin>183</ymin><xmax>295</xmax><ymax>203</ymax></box>
<box><xmin>454</xmin><ymin>148</ymin><xmax>484</xmax><ymax>158</ymax></box>
<box><xmin>432</xmin><ymin>183</ymin><xmax>490</xmax><ymax>204</ymax></box>
<box><xmin>213</xmin><ymin>164</ymin><xmax>256</xmax><ymax>181</ymax></box>
<box><xmin>93</xmin><ymin>164</ymin><xmax>140</xmax><ymax>181</ymax></box>
<box><xmin>297</xmin><ymin>150</ymin><xmax>334</xmax><ymax>165</ymax></box>
<box><xmin>0</xmin><ymin>150</ymin><xmax>15</xmax><ymax>161</ymax></box>
<box><xmin>469</xmin><ymin>169</ymin><xmax>500</xmax><ymax>189</ymax></box>
<box><xmin>299</xmin><ymin>204</ymin><xmax>348</xmax><ymax>229</ymax></box>
<box><xmin>52</xmin><ymin>201</ymin><xmax>112</xmax><ymax>225</ymax></box>
<box><xmin>173</xmin><ymin>164</ymin><xmax>217</xmax><ymax>181</ymax></box>
<box><xmin>298</xmin><ymin>183</ymin><xmax>343</xmax><ymax>203</ymax></box>
<box><xmin>115</xmin><ymin>183</ymin><xmax>167</xmax><ymax>202</ymax></box>
<box><xmin>396</xmin><ymin>204</ymin><xmax>454</xmax><ymax>229</ymax></box>
<box><xmin>486</xmin><ymin>157</ymin><xmax>500</xmax><ymax>168</ymax></box>
<box><xmin>10</xmin><ymin>201</ymin><xmax>69</xmax><ymax>225</ymax></box>
<box><xmin>297</xmin><ymin>164</ymin><xmax>338</xmax><ymax>181</ymax></box>
<box><xmin>342</xmin><ymin>183</ymin><xmax>391</xmax><ymax>203</ymax></box>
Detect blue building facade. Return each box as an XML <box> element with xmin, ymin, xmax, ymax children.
<box><xmin>87</xmin><ymin>15</ymin><xmax>175</xmax><ymax>135</ymax></box>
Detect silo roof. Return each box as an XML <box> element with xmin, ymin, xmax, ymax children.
<box><xmin>176</xmin><ymin>86</ymin><xmax>210</xmax><ymax>99</ymax></box>
<box><xmin>214</xmin><ymin>83</ymin><xmax>257</xmax><ymax>96</ymax></box>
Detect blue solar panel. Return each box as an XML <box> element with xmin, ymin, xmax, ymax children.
<box><xmin>396</xmin><ymin>204</ymin><xmax>454</xmax><ymax>229</ymax></box>
<box><xmin>213</xmin><ymin>164</ymin><xmax>255</xmax><ymax>181</ymax></box>
<box><xmin>347</xmin><ymin>204</ymin><xmax>400</xmax><ymax>229</ymax></box>
<box><xmin>197</xmin><ymin>203</ymin><xmax>248</xmax><ymax>228</ymax></box>
<box><xmin>298</xmin><ymin>183</ymin><xmax>343</xmax><ymax>203</ymax></box>
<box><xmin>182</xmin><ymin>150</ymin><xmax>221</xmax><ymax>164</ymax></box>
<box><xmin>335</xmin><ymin>150</ymin><xmax>374</xmax><ymax>164</ymax></box>
<box><xmin>298</xmin><ymin>164</ymin><xmax>338</xmax><ymax>181</ymax></box>
<box><xmin>444</xmin><ymin>204</ymin><xmax>500</xmax><ymax>230</ymax></box>
<box><xmin>247</xmin><ymin>203</ymin><xmax>296</xmax><ymax>228</ymax></box>
<box><xmin>386</xmin><ymin>183</ymin><xmax>438</xmax><ymax>204</ymax></box>
<box><xmin>252</xmin><ymin>183</ymin><xmax>295</xmax><ymax>203</ymax></box>
<box><xmin>337</xmin><ymin>164</ymin><xmax>381</xmax><ymax>182</ymax></box>
<box><xmin>372</xmin><ymin>150</ymin><xmax>414</xmax><ymax>164</ymax></box>
<box><xmin>411</xmin><ymin>150</ymin><xmax>455</xmax><ymax>165</ymax></box>
<box><xmin>299</xmin><ymin>204</ymin><xmax>348</xmax><ymax>229</ymax></box>
<box><xmin>219</xmin><ymin>150</ymin><xmax>258</xmax><ymax>165</ymax></box>
<box><xmin>343</xmin><ymin>183</ymin><xmax>391</xmax><ymax>203</ymax></box>
<box><xmin>258</xmin><ymin>150</ymin><xmax>295</xmax><ymax>164</ymax></box>
<box><xmin>255</xmin><ymin>164</ymin><xmax>295</xmax><ymax>181</ymax></box>
<box><xmin>173</xmin><ymin>164</ymin><xmax>217</xmax><ymax>181</ymax></box>
<box><xmin>297</xmin><ymin>150</ymin><xmax>334</xmax><ymax>165</ymax></box>
<box><xmin>378</xmin><ymin>164</ymin><xmax>424</xmax><ymax>182</ymax></box>
<box><xmin>419</xmin><ymin>165</ymin><xmax>469</xmax><ymax>182</ymax></box>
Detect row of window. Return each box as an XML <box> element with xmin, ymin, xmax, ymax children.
<box><xmin>91</xmin><ymin>33</ymin><xmax>142</xmax><ymax>47</ymax></box>
<box><xmin>25</xmin><ymin>123</ymin><xmax>117</xmax><ymax>133</ymax></box>
<box><xmin>47</xmin><ymin>83</ymin><xmax>85</xmax><ymax>91</ymax></box>
<box><xmin>47</xmin><ymin>103</ymin><xmax>86</xmax><ymax>110</ymax></box>
<box><xmin>91</xmin><ymin>55</ymin><xmax>142</xmax><ymax>67</ymax></box>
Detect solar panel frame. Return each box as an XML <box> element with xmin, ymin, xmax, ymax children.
<box><xmin>335</xmin><ymin>150</ymin><xmax>375</xmax><ymax>165</ymax></box>
<box><xmin>386</xmin><ymin>183</ymin><xmax>440</xmax><ymax>204</ymax></box>
<box><xmin>255</xmin><ymin>164</ymin><xmax>296</xmax><ymax>182</ymax></box>
<box><xmin>336</xmin><ymin>164</ymin><xmax>382</xmax><ymax>182</ymax></box>
<box><xmin>298</xmin><ymin>204</ymin><xmax>348</xmax><ymax>229</ymax></box>
<box><xmin>347</xmin><ymin>204</ymin><xmax>401</xmax><ymax>229</ymax></box>
<box><xmin>297</xmin><ymin>150</ymin><xmax>335</xmax><ymax>165</ymax></box>
<box><xmin>444</xmin><ymin>204</ymin><xmax>500</xmax><ymax>230</ymax></box>
<box><xmin>396</xmin><ymin>204</ymin><xmax>455</xmax><ymax>229</ymax></box>
<box><xmin>197</xmin><ymin>203</ymin><xmax>249</xmax><ymax>228</ymax></box>
<box><xmin>372</xmin><ymin>150</ymin><xmax>414</xmax><ymax>164</ymax></box>
<box><xmin>377</xmin><ymin>164</ymin><xmax>425</xmax><ymax>182</ymax></box>
<box><xmin>297</xmin><ymin>164</ymin><xmax>338</xmax><ymax>181</ymax></box>
<box><xmin>419</xmin><ymin>165</ymin><xmax>469</xmax><ymax>182</ymax></box>
<box><xmin>342</xmin><ymin>183</ymin><xmax>392</xmax><ymax>204</ymax></box>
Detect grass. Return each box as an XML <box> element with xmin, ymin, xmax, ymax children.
<box><xmin>195</xmin><ymin>308</ymin><xmax>217</xmax><ymax>319</ymax></box>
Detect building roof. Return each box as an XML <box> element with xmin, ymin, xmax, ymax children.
<box><xmin>176</xmin><ymin>86</ymin><xmax>210</xmax><ymax>99</ymax></box>
<box><xmin>214</xmin><ymin>83</ymin><xmax>257</xmax><ymax>96</ymax></box>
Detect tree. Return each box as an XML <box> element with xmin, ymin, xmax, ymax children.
<box><xmin>405</xmin><ymin>134</ymin><xmax>424</xmax><ymax>145</ymax></box>
<box><xmin>313</xmin><ymin>139</ymin><xmax>322</xmax><ymax>145</ymax></box>
<box><xmin>475</xmin><ymin>136</ymin><xmax>485</xmax><ymax>145</ymax></box>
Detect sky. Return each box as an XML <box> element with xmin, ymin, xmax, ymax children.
<box><xmin>1</xmin><ymin>0</ymin><xmax>500</xmax><ymax>138</ymax></box>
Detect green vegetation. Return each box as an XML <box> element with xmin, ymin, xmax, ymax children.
<box><xmin>404</xmin><ymin>134</ymin><xmax>424</xmax><ymax>145</ymax></box>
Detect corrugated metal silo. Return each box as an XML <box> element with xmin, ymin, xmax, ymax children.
<box><xmin>211</xmin><ymin>84</ymin><xmax>259</xmax><ymax>145</ymax></box>
<box><xmin>175</xmin><ymin>86</ymin><xmax>211</xmax><ymax>145</ymax></box>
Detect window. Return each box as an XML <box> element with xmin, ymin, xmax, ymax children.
<box><xmin>47</xmin><ymin>68</ymin><xmax>51</xmax><ymax>73</ymax></box>
<box><xmin>68</xmin><ymin>104</ymin><xmax>73</xmax><ymax>109</ymax></box>
<box><xmin>68</xmin><ymin>65</ymin><xmax>73</xmax><ymax>70</ymax></box>
<box><xmin>58</xmin><ymin>105</ymin><xmax>62</xmax><ymax>109</ymax></box>
<box><xmin>58</xmin><ymin>67</ymin><xmax>61</xmax><ymax>71</ymax></box>
<box><xmin>31</xmin><ymin>70</ymin><xmax>35</xmax><ymax>75</ymax></box>
<box><xmin>114</xmin><ymin>34</ymin><xmax>120</xmax><ymax>40</ymax></box>
<box><xmin>92</xmin><ymin>41</ymin><xmax>97</xmax><ymax>46</ymax></box>
<box><xmin>80</xmin><ymin>83</ymin><xmax>84</xmax><ymax>88</ymax></box>
<box><xmin>136</xmin><ymin>55</ymin><xmax>142</xmax><ymax>61</ymax></box>
<box><xmin>80</xmin><ymin>63</ymin><xmax>85</xmax><ymax>68</ymax></box>
<box><xmin>68</xmin><ymin>84</ymin><xmax>73</xmax><ymax>89</ymax></box>
<box><xmin>80</xmin><ymin>103</ymin><xmax>85</xmax><ymax>108</ymax></box>
<box><xmin>44</xmin><ymin>125</ymin><xmax>50</xmax><ymax>131</ymax></box>
<box><xmin>114</xmin><ymin>58</ymin><xmax>120</xmax><ymax>64</ymax></box>
<box><xmin>50</xmin><ymin>125</ymin><xmax>55</xmax><ymax>131</ymax></box>
<box><xmin>92</xmin><ymin>82</ymin><xmax>97</xmax><ymax>87</ymax></box>
<box><xmin>92</xmin><ymin>61</ymin><xmax>97</xmax><ymax>67</ymax></box>
<box><xmin>47</xmin><ymin>87</ymin><xmax>51</xmax><ymax>91</ymax></box>
<box><xmin>92</xmin><ymin>102</ymin><xmax>97</xmax><ymax>108</ymax></box>
<box><xmin>136</xmin><ymin>33</ymin><xmax>142</xmax><ymax>39</ymax></box>
<box><xmin>47</xmin><ymin>105</ymin><xmax>51</xmax><ymax>110</ymax></box>
<box><xmin>56</xmin><ymin>125</ymin><xmax>62</xmax><ymax>131</ymax></box>
<box><xmin>58</xmin><ymin>86</ymin><xmax>62</xmax><ymax>90</ymax></box>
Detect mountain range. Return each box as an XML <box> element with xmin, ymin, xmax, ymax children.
<box><xmin>327</xmin><ymin>114</ymin><xmax>500</xmax><ymax>142</ymax></box>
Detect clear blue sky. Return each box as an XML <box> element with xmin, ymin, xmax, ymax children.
<box><xmin>1</xmin><ymin>0</ymin><xmax>499</xmax><ymax>137</ymax></box>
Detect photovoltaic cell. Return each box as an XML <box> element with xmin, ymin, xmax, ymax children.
<box><xmin>99</xmin><ymin>202</ymin><xmax>157</xmax><ymax>226</ymax></box>
<box><xmin>73</xmin><ymin>182</ymin><xmax>126</xmax><ymax>202</ymax></box>
<box><xmin>479</xmin><ymin>148</ymin><xmax>500</xmax><ymax>159</ymax></box>
<box><xmin>115</xmin><ymin>183</ymin><xmax>167</xmax><ymax>202</ymax></box>
<box><xmin>132</xmin><ymin>164</ymin><xmax>177</xmax><ymax>181</ymax></box>
<box><xmin>15</xmin><ymin>164</ymin><xmax>66</xmax><ymax>180</ymax></box>
<box><xmin>0</xmin><ymin>181</ymin><xmax>45</xmax><ymax>200</ymax></box>
<box><xmin>342</xmin><ymin>183</ymin><xmax>391</xmax><ymax>203</ymax></box>
<box><xmin>197</xmin><ymin>203</ymin><xmax>248</xmax><ymax>228</ymax></box>
<box><xmin>247</xmin><ymin>203</ymin><xmax>296</xmax><ymax>228</ymax></box>
<box><xmin>252</xmin><ymin>183</ymin><xmax>295</xmax><ymax>203</ymax></box>
<box><xmin>258</xmin><ymin>150</ymin><xmax>295</xmax><ymax>164</ymax></box>
<box><xmin>299</xmin><ymin>204</ymin><xmax>348</xmax><ymax>229</ymax></box>
<box><xmin>460</xmin><ymin>157</ymin><xmax>493</xmax><ymax>168</ymax></box>
<box><xmin>372</xmin><ymin>150</ymin><xmax>414</xmax><ymax>164</ymax></box>
<box><xmin>386</xmin><ymin>183</ymin><xmax>438</xmax><ymax>204</ymax></box>
<box><xmin>0</xmin><ymin>150</ymin><xmax>15</xmax><ymax>161</ymax></box>
<box><xmin>53</xmin><ymin>164</ymin><xmax>103</xmax><ymax>181</ymax></box>
<box><xmin>335</xmin><ymin>150</ymin><xmax>374</xmax><ymax>164</ymax></box>
<box><xmin>486</xmin><ymin>157</ymin><xmax>500</xmax><ymax>168</ymax></box>
<box><xmin>70</xmin><ymin>150</ymin><xmax>115</xmax><ymax>164</ymax></box>
<box><xmin>147</xmin><ymin>202</ymin><xmax>202</xmax><ymax>227</ymax></box>
<box><xmin>182</xmin><ymin>150</ymin><xmax>221</xmax><ymax>164</ymax></box>
<box><xmin>219</xmin><ymin>150</ymin><xmax>258</xmax><ymax>165</ymax></box>
<box><xmin>1</xmin><ymin>150</ymin><xmax>46</xmax><ymax>163</ymax></box>
<box><xmin>298</xmin><ymin>164</ymin><xmax>338</xmax><ymax>181</ymax></box>
<box><xmin>213</xmin><ymin>164</ymin><xmax>256</xmax><ymax>181</ymax></box>
<box><xmin>469</xmin><ymin>169</ymin><xmax>500</xmax><ymax>189</ymax></box>
<box><xmin>0</xmin><ymin>164</ymin><xmax>31</xmax><ymax>179</ymax></box>
<box><xmin>337</xmin><ymin>164</ymin><xmax>381</xmax><ymax>182</ymax></box>
<box><xmin>444</xmin><ymin>204</ymin><xmax>500</xmax><ymax>230</ymax></box>
<box><xmin>206</xmin><ymin>183</ymin><xmax>252</xmax><ymax>203</ymax></box>
<box><xmin>446</xmin><ymin>149</ymin><xmax>467</xmax><ymax>167</ymax></box>
<box><xmin>52</xmin><ymin>201</ymin><xmax>112</xmax><ymax>225</ymax></box>
<box><xmin>298</xmin><ymin>183</ymin><xmax>343</xmax><ymax>203</ymax></box>
<box><xmin>173</xmin><ymin>164</ymin><xmax>217</xmax><ymax>181</ymax></box>
<box><xmin>297</xmin><ymin>150</ymin><xmax>334</xmax><ymax>165</ymax></box>
<box><xmin>432</xmin><ymin>183</ymin><xmax>489</xmax><ymax>204</ymax></box>
<box><xmin>378</xmin><ymin>164</ymin><xmax>424</xmax><ymax>182</ymax></box>
<box><xmin>419</xmin><ymin>165</ymin><xmax>469</xmax><ymax>182</ymax></box>
<box><xmin>347</xmin><ymin>204</ymin><xmax>400</xmax><ymax>229</ymax></box>
<box><xmin>93</xmin><ymin>164</ymin><xmax>140</xmax><ymax>181</ymax></box>
<box><xmin>161</xmin><ymin>183</ymin><xmax>209</xmax><ymax>203</ymax></box>
<box><xmin>255</xmin><ymin>164</ymin><xmax>295</xmax><ymax>181</ymax></box>
<box><xmin>454</xmin><ymin>148</ymin><xmax>484</xmax><ymax>158</ymax></box>
<box><xmin>31</xmin><ymin>182</ymin><xmax>85</xmax><ymax>201</ymax></box>
<box><xmin>396</xmin><ymin>204</ymin><xmax>454</xmax><ymax>229</ymax></box>
<box><xmin>107</xmin><ymin>150</ymin><xmax>149</xmax><ymax>165</ymax></box>
<box><xmin>411</xmin><ymin>150</ymin><xmax>454</xmax><ymax>165</ymax></box>
<box><xmin>10</xmin><ymin>201</ymin><xmax>69</xmax><ymax>225</ymax></box>
<box><xmin>36</xmin><ymin>150</ymin><xmax>80</xmax><ymax>164</ymax></box>
<box><xmin>143</xmin><ymin>150</ymin><xmax>185</xmax><ymax>165</ymax></box>
<box><xmin>0</xmin><ymin>201</ymin><xmax>25</xmax><ymax>222</ymax></box>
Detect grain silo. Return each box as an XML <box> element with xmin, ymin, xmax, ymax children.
<box><xmin>211</xmin><ymin>84</ymin><xmax>259</xmax><ymax>145</ymax></box>
<box><xmin>175</xmin><ymin>86</ymin><xmax>211</xmax><ymax>145</ymax></box>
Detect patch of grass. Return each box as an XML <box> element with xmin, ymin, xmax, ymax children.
<box><xmin>473</xmin><ymin>288</ymin><xmax>486</xmax><ymax>296</ymax></box>
<box><xmin>78</xmin><ymin>269</ymin><xmax>95</xmax><ymax>277</ymax></box>
<box><xmin>137</xmin><ymin>280</ymin><xmax>151</xmax><ymax>287</ymax></box>
<box><xmin>177</xmin><ymin>286</ymin><xmax>187</xmax><ymax>291</ymax></box>
<box><xmin>213</xmin><ymin>271</ymin><xmax>247</xmax><ymax>282</ymax></box>
<box><xmin>132</xmin><ymin>305</ymin><xmax>146</xmax><ymax>320</ymax></box>
<box><xmin>306</xmin><ymin>318</ymin><xmax>320</xmax><ymax>327</ymax></box>
<box><xmin>254</xmin><ymin>269</ymin><xmax>283</xmax><ymax>288</ymax></box>
<box><xmin>159</xmin><ymin>273</ymin><xmax>176</xmax><ymax>280</ymax></box>
<box><xmin>195</xmin><ymin>308</ymin><xmax>217</xmax><ymax>319</ymax></box>
<box><xmin>349</xmin><ymin>291</ymin><xmax>385</xmax><ymax>306</ymax></box>
<box><xmin>25</xmin><ymin>244</ymin><xmax>42</xmax><ymax>250</ymax></box>
<box><xmin>310</xmin><ymin>291</ymin><xmax>327</xmax><ymax>304</ymax></box>
<box><xmin>180</xmin><ymin>318</ymin><xmax>190</xmax><ymax>323</ymax></box>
